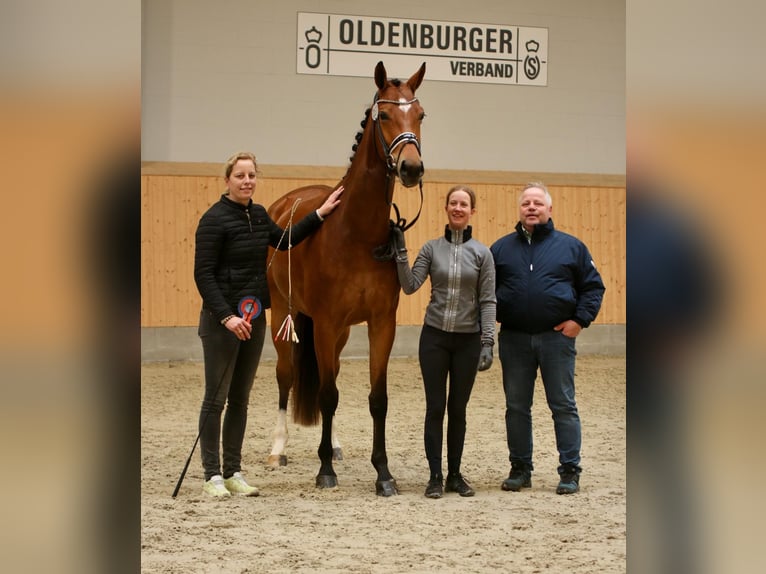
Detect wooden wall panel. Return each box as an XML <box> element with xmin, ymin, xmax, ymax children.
<box><xmin>142</xmin><ymin>166</ymin><xmax>625</xmax><ymax>328</ymax></box>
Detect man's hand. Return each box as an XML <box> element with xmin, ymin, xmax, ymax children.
<box><xmin>554</xmin><ymin>320</ymin><xmax>582</xmax><ymax>338</ymax></box>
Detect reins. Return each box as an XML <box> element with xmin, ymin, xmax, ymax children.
<box><xmin>389</xmin><ymin>179</ymin><xmax>423</xmax><ymax>232</ymax></box>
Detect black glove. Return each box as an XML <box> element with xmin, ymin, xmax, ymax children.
<box><xmin>391</xmin><ymin>225</ymin><xmax>407</xmax><ymax>261</ymax></box>
<box><xmin>477</xmin><ymin>344</ymin><xmax>493</xmax><ymax>371</ymax></box>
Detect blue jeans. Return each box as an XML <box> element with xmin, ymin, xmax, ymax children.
<box><xmin>498</xmin><ymin>329</ymin><xmax>581</xmax><ymax>473</ymax></box>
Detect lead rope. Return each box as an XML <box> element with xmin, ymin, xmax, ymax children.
<box><xmin>267</xmin><ymin>198</ymin><xmax>302</xmax><ymax>343</ymax></box>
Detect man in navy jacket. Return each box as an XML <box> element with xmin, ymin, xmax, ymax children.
<box><xmin>490</xmin><ymin>182</ymin><xmax>605</xmax><ymax>494</ymax></box>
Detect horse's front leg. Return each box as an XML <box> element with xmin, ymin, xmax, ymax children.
<box><xmin>314</xmin><ymin>373</ymin><xmax>340</xmax><ymax>488</ymax></box>
<box><xmin>314</xmin><ymin>328</ymin><xmax>341</xmax><ymax>489</ymax></box>
<box><xmin>368</xmin><ymin>314</ymin><xmax>398</xmax><ymax>496</ymax></box>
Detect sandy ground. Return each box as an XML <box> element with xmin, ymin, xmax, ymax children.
<box><xmin>141</xmin><ymin>355</ymin><xmax>625</xmax><ymax>573</ymax></box>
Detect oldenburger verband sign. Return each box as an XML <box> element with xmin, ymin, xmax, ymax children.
<box><xmin>297</xmin><ymin>12</ymin><xmax>548</xmax><ymax>86</ymax></box>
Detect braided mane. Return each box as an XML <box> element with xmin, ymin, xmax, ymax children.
<box><xmin>346</xmin><ymin>109</ymin><xmax>370</xmax><ymax>168</ymax></box>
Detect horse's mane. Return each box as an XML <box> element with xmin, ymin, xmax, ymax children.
<box><xmin>346</xmin><ymin>109</ymin><xmax>369</xmax><ymax>167</ymax></box>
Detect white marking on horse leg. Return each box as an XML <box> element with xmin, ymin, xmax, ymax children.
<box><xmin>331</xmin><ymin>417</ymin><xmax>341</xmax><ymax>451</ymax></box>
<box><xmin>331</xmin><ymin>417</ymin><xmax>343</xmax><ymax>460</ymax></box>
<box><xmin>267</xmin><ymin>409</ymin><xmax>289</xmax><ymax>466</ymax></box>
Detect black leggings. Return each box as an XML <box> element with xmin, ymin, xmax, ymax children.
<box><xmin>197</xmin><ymin>308</ymin><xmax>266</xmax><ymax>481</ymax></box>
<box><xmin>418</xmin><ymin>325</ymin><xmax>481</xmax><ymax>477</ymax></box>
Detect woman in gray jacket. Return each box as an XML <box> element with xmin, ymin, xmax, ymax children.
<box><xmin>393</xmin><ymin>185</ymin><xmax>496</xmax><ymax>499</ymax></box>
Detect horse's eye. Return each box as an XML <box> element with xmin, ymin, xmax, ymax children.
<box><xmin>419</xmin><ymin>112</ymin><xmax>426</xmax><ymax>121</ymax></box>
<box><xmin>379</xmin><ymin>111</ymin><xmax>391</xmax><ymax>121</ymax></box>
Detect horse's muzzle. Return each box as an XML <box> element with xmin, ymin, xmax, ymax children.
<box><xmin>398</xmin><ymin>159</ymin><xmax>424</xmax><ymax>187</ymax></box>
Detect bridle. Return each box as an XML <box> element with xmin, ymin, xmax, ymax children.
<box><xmin>372</xmin><ymin>94</ymin><xmax>422</xmax><ymax>173</ymax></box>
<box><xmin>371</xmin><ymin>93</ymin><xmax>424</xmax><ymax>233</ymax></box>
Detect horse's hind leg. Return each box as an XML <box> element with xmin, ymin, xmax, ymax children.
<box><xmin>267</xmin><ymin>380</ymin><xmax>290</xmax><ymax>467</ymax></box>
<box><xmin>267</xmin><ymin>329</ymin><xmax>293</xmax><ymax>467</ymax></box>
<box><xmin>330</xmin><ymin>326</ymin><xmax>350</xmax><ymax>462</ymax></box>
<box><xmin>331</xmin><ymin>419</ymin><xmax>342</xmax><ymax>461</ymax></box>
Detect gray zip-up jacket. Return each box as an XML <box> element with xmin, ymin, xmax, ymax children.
<box><xmin>397</xmin><ymin>225</ymin><xmax>496</xmax><ymax>346</ymax></box>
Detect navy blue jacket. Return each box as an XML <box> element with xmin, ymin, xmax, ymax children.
<box><xmin>490</xmin><ymin>219</ymin><xmax>605</xmax><ymax>334</ymax></box>
<box><xmin>194</xmin><ymin>194</ymin><xmax>322</xmax><ymax>323</ymax></box>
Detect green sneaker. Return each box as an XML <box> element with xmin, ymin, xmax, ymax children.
<box><xmin>202</xmin><ymin>475</ymin><xmax>231</xmax><ymax>498</ymax></box>
<box><xmin>224</xmin><ymin>472</ymin><xmax>260</xmax><ymax>497</ymax></box>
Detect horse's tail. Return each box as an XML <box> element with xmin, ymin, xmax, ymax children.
<box><xmin>291</xmin><ymin>313</ymin><xmax>321</xmax><ymax>426</ymax></box>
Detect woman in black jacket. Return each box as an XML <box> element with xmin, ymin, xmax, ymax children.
<box><xmin>193</xmin><ymin>151</ymin><xmax>342</xmax><ymax>498</ymax></box>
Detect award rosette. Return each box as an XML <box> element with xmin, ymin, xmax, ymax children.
<box><xmin>238</xmin><ymin>296</ymin><xmax>262</xmax><ymax>322</ymax></box>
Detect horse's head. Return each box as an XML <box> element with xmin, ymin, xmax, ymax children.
<box><xmin>372</xmin><ymin>61</ymin><xmax>426</xmax><ymax>188</ymax></box>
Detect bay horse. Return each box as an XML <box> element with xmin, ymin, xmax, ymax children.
<box><xmin>266</xmin><ymin>61</ymin><xmax>426</xmax><ymax>496</ymax></box>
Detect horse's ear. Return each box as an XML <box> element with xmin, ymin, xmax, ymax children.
<box><xmin>407</xmin><ymin>62</ymin><xmax>426</xmax><ymax>93</ymax></box>
<box><xmin>374</xmin><ymin>61</ymin><xmax>387</xmax><ymax>90</ymax></box>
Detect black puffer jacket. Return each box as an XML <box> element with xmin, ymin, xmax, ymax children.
<box><xmin>194</xmin><ymin>194</ymin><xmax>322</xmax><ymax>323</ymax></box>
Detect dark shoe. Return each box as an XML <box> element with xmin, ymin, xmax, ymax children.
<box><xmin>445</xmin><ymin>473</ymin><xmax>475</xmax><ymax>497</ymax></box>
<box><xmin>556</xmin><ymin>466</ymin><xmax>580</xmax><ymax>494</ymax></box>
<box><xmin>501</xmin><ymin>465</ymin><xmax>532</xmax><ymax>491</ymax></box>
<box><xmin>424</xmin><ymin>476</ymin><xmax>443</xmax><ymax>499</ymax></box>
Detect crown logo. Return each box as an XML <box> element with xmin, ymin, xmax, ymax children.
<box><xmin>305</xmin><ymin>26</ymin><xmax>322</xmax><ymax>44</ymax></box>
<box><xmin>525</xmin><ymin>40</ymin><xmax>540</xmax><ymax>53</ymax></box>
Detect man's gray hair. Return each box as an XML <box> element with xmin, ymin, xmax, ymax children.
<box><xmin>519</xmin><ymin>181</ymin><xmax>552</xmax><ymax>205</ymax></box>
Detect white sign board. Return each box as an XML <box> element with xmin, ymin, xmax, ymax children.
<box><xmin>296</xmin><ymin>12</ymin><xmax>547</xmax><ymax>86</ymax></box>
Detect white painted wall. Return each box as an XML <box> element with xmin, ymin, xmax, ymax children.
<box><xmin>142</xmin><ymin>0</ymin><xmax>624</xmax><ymax>174</ymax></box>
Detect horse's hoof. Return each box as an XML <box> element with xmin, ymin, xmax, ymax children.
<box><xmin>316</xmin><ymin>474</ymin><xmax>338</xmax><ymax>489</ymax></box>
<box><xmin>376</xmin><ymin>479</ymin><xmax>399</xmax><ymax>497</ymax></box>
<box><xmin>266</xmin><ymin>454</ymin><xmax>287</xmax><ymax>468</ymax></box>
<box><xmin>332</xmin><ymin>447</ymin><xmax>343</xmax><ymax>461</ymax></box>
